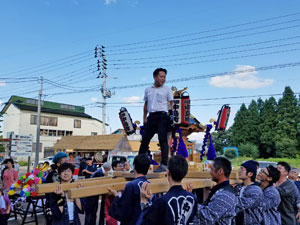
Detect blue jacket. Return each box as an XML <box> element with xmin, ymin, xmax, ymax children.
<box><xmin>235</xmin><ymin>183</ymin><xmax>263</xmax><ymax>225</ymax></box>
<box><xmin>194</xmin><ymin>180</ymin><xmax>237</xmax><ymax>225</ymax></box>
<box><xmin>49</xmin><ymin>193</ymin><xmax>84</xmax><ymax>225</ymax></box>
<box><xmin>140</xmin><ymin>185</ymin><xmax>197</xmax><ymax>225</ymax></box>
<box><xmin>109</xmin><ymin>176</ymin><xmax>148</xmax><ymax>225</ymax></box>
<box><xmin>261</xmin><ymin>185</ymin><xmax>281</xmax><ymax>225</ymax></box>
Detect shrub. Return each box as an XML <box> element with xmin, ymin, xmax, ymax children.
<box><xmin>238</xmin><ymin>143</ymin><xmax>259</xmax><ymax>159</ymax></box>
<box><xmin>224</xmin><ymin>149</ymin><xmax>237</xmax><ymax>159</ymax></box>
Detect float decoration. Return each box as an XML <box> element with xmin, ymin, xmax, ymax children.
<box><xmin>200</xmin><ymin>124</ymin><xmax>216</xmax><ymax>161</ymax></box>
<box><xmin>171</xmin><ymin>127</ymin><xmax>188</xmax><ymax>158</ymax></box>
<box><xmin>8</xmin><ymin>165</ymin><xmax>47</xmax><ymax>198</ymax></box>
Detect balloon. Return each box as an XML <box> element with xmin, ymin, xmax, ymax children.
<box><xmin>8</xmin><ymin>190</ymin><xmax>15</xmax><ymax>196</ymax></box>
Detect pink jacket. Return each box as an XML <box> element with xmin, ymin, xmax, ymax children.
<box><xmin>3</xmin><ymin>169</ymin><xmax>18</xmax><ymax>191</ymax></box>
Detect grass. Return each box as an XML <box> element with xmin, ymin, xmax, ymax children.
<box><xmin>230</xmin><ymin>156</ymin><xmax>300</xmax><ymax>169</ymax></box>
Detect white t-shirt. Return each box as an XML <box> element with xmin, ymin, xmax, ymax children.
<box><xmin>144</xmin><ymin>85</ymin><xmax>173</xmax><ymax>113</ymax></box>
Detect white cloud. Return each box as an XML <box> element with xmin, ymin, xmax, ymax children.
<box><xmin>122</xmin><ymin>96</ymin><xmax>143</xmax><ymax>104</ymax></box>
<box><xmin>187</xmin><ymin>132</ymin><xmax>205</xmax><ymax>142</ymax></box>
<box><xmin>91</xmin><ymin>97</ymin><xmax>98</xmax><ymax>103</ymax></box>
<box><xmin>0</xmin><ymin>81</ymin><xmax>6</xmax><ymax>87</ymax></box>
<box><xmin>209</xmin><ymin>65</ymin><xmax>274</xmax><ymax>89</ymax></box>
<box><xmin>105</xmin><ymin>0</ymin><xmax>116</xmax><ymax>5</ymax></box>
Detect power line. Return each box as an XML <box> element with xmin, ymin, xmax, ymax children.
<box><xmin>3</xmin><ymin>49</ymin><xmax>93</xmax><ymax>77</ymax></box>
<box><xmin>106</xmin><ymin>18</ymin><xmax>300</xmax><ymax>53</ymax></box>
<box><xmin>109</xmin><ymin>47</ymin><xmax>300</xmax><ymax>70</ymax></box>
<box><xmin>109</xmin><ymin>35</ymin><xmax>300</xmax><ymax>62</ymax></box>
<box><xmin>39</xmin><ymin>61</ymin><xmax>300</xmax><ymax>96</ymax></box>
<box><xmin>106</xmin><ymin>12</ymin><xmax>300</xmax><ymax>48</ymax></box>
<box><xmin>107</xmin><ymin>23</ymin><xmax>300</xmax><ymax>56</ymax></box>
<box><xmin>110</xmin><ymin>41</ymin><xmax>300</xmax><ymax>66</ymax></box>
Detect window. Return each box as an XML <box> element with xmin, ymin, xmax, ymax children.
<box><xmin>91</xmin><ymin>132</ymin><xmax>97</xmax><ymax>136</ymax></box>
<box><xmin>48</xmin><ymin>130</ymin><xmax>57</xmax><ymax>136</ymax></box>
<box><xmin>66</xmin><ymin>131</ymin><xmax>73</xmax><ymax>136</ymax></box>
<box><xmin>74</xmin><ymin>120</ymin><xmax>81</xmax><ymax>128</ymax></box>
<box><xmin>40</xmin><ymin>129</ymin><xmax>48</xmax><ymax>136</ymax></box>
<box><xmin>58</xmin><ymin>130</ymin><xmax>65</xmax><ymax>136</ymax></box>
<box><xmin>30</xmin><ymin>115</ymin><xmax>37</xmax><ymax>125</ymax></box>
<box><xmin>49</xmin><ymin>117</ymin><xmax>58</xmax><ymax>126</ymax></box>
<box><xmin>32</xmin><ymin>115</ymin><xmax>57</xmax><ymax>126</ymax></box>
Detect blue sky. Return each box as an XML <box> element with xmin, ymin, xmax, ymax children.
<box><xmin>1</xmin><ymin>0</ymin><xmax>300</xmax><ymax>141</ymax></box>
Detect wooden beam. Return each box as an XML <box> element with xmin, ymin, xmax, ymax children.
<box><xmin>105</xmin><ymin>171</ymin><xmax>166</xmax><ymax>179</ymax></box>
<box><xmin>74</xmin><ymin>176</ymin><xmax>112</xmax><ymax>182</ymax></box>
<box><xmin>36</xmin><ymin>177</ymin><xmax>126</xmax><ymax>194</ymax></box>
<box><xmin>68</xmin><ymin>178</ymin><xmax>213</xmax><ymax>199</ymax></box>
<box><xmin>186</xmin><ymin>171</ymin><xmax>239</xmax><ymax>179</ymax></box>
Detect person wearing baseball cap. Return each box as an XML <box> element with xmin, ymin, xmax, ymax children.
<box><xmin>45</xmin><ymin>152</ymin><xmax>68</xmax><ymax>225</ymax></box>
<box><xmin>234</xmin><ymin>160</ymin><xmax>263</xmax><ymax>225</ymax></box>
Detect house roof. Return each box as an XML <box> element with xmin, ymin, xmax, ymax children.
<box><xmin>53</xmin><ymin>134</ymin><xmax>126</xmax><ymax>151</ymax></box>
<box><xmin>128</xmin><ymin>140</ymin><xmax>160</xmax><ymax>152</ymax></box>
<box><xmin>1</xmin><ymin>95</ymin><xmax>105</xmax><ymax>123</ymax></box>
<box><xmin>13</xmin><ymin>103</ymin><xmax>93</xmax><ymax>118</ymax></box>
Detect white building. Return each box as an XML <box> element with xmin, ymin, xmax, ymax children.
<box><xmin>1</xmin><ymin>96</ymin><xmax>105</xmax><ymax>160</ymax></box>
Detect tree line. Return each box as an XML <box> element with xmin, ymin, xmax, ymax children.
<box><xmin>211</xmin><ymin>86</ymin><xmax>300</xmax><ymax>159</ymax></box>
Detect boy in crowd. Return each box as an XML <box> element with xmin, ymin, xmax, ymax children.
<box><xmin>257</xmin><ymin>165</ymin><xmax>281</xmax><ymax>225</ymax></box>
<box><xmin>112</xmin><ymin>160</ymin><xmax>123</xmax><ymax>171</ymax></box>
<box><xmin>194</xmin><ymin>157</ymin><xmax>237</xmax><ymax>224</ymax></box>
<box><xmin>138</xmin><ymin>155</ymin><xmax>197</xmax><ymax>225</ymax></box>
<box><xmin>49</xmin><ymin>163</ymin><xmax>83</xmax><ymax>225</ymax></box>
<box><xmin>82</xmin><ymin>158</ymin><xmax>97</xmax><ymax>179</ymax></box>
<box><xmin>234</xmin><ymin>160</ymin><xmax>263</xmax><ymax>225</ymax></box>
<box><xmin>108</xmin><ymin>154</ymin><xmax>150</xmax><ymax>225</ymax></box>
<box><xmin>276</xmin><ymin>161</ymin><xmax>300</xmax><ymax>225</ymax></box>
<box><xmin>289</xmin><ymin>168</ymin><xmax>300</xmax><ymax>192</ymax></box>
<box><xmin>45</xmin><ymin>152</ymin><xmax>68</xmax><ymax>225</ymax></box>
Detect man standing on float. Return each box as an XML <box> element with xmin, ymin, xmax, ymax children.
<box><xmin>139</xmin><ymin>68</ymin><xmax>173</xmax><ymax>173</ymax></box>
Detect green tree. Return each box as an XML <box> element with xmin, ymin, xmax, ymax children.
<box><xmin>231</xmin><ymin>103</ymin><xmax>249</xmax><ymax>146</ymax></box>
<box><xmin>238</xmin><ymin>142</ymin><xmax>259</xmax><ymax>159</ymax></box>
<box><xmin>211</xmin><ymin>129</ymin><xmax>232</xmax><ymax>154</ymax></box>
<box><xmin>273</xmin><ymin>87</ymin><xmax>299</xmax><ymax>157</ymax></box>
<box><xmin>259</xmin><ymin>97</ymin><xmax>278</xmax><ymax>158</ymax></box>
<box><xmin>245</xmin><ymin>100</ymin><xmax>261</xmax><ymax>146</ymax></box>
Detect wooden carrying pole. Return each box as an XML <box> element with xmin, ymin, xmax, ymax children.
<box><xmin>68</xmin><ymin>178</ymin><xmax>213</xmax><ymax>199</ymax></box>
<box><xmin>36</xmin><ymin>177</ymin><xmax>126</xmax><ymax>194</ymax></box>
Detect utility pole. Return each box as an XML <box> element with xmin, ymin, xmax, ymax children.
<box><xmin>95</xmin><ymin>45</ymin><xmax>113</xmax><ymax>135</ymax></box>
<box><xmin>35</xmin><ymin>76</ymin><xmax>43</xmax><ymax>168</ymax></box>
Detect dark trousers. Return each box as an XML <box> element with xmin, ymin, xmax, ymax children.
<box><xmin>0</xmin><ymin>213</ymin><xmax>10</xmax><ymax>225</ymax></box>
<box><xmin>139</xmin><ymin>112</ymin><xmax>169</xmax><ymax>165</ymax></box>
<box><xmin>84</xmin><ymin>195</ymin><xmax>99</xmax><ymax>225</ymax></box>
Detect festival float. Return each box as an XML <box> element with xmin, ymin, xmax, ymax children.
<box><xmin>119</xmin><ymin>87</ymin><xmax>231</xmax><ymax>172</ymax></box>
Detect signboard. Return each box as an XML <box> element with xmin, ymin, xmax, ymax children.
<box><xmin>10</xmin><ymin>135</ymin><xmax>33</xmax><ymax>157</ymax></box>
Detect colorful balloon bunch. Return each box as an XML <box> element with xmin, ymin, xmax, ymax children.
<box><xmin>8</xmin><ymin>168</ymin><xmax>47</xmax><ymax>197</ymax></box>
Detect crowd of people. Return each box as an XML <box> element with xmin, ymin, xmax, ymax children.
<box><xmin>1</xmin><ymin>152</ymin><xmax>300</xmax><ymax>225</ymax></box>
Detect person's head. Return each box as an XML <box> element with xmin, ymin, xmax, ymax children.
<box><xmin>112</xmin><ymin>160</ymin><xmax>123</xmax><ymax>171</ymax></box>
<box><xmin>153</xmin><ymin>68</ymin><xmax>167</xmax><ymax>87</ymax></box>
<box><xmin>124</xmin><ymin>161</ymin><xmax>131</xmax><ymax>171</ymax></box>
<box><xmin>239</xmin><ymin>160</ymin><xmax>258</xmax><ymax>182</ymax></box>
<box><xmin>288</xmin><ymin>168</ymin><xmax>299</xmax><ymax>181</ymax></box>
<box><xmin>102</xmin><ymin>162</ymin><xmax>112</xmax><ymax>172</ymax></box>
<box><xmin>277</xmin><ymin>161</ymin><xmax>291</xmax><ymax>178</ymax></box>
<box><xmin>258</xmin><ymin>165</ymin><xmax>280</xmax><ymax>186</ymax></box>
<box><xmin>6</xmin><ymin>158</ymin><xmax>14</xmax><ymax>169</ymax></box>
<box><xmin>167</xmin><ymin>155</ymin><xmax>188</xmax><ymax>183</ymax></box>
<box><xmin>58</xmin><ymin>163</ymin><xmax>74</xmax><ymax>182</ymax></box>
<box><xmin>68</xmin><ymin>152</ymin><xmax>74</xmax><ymax>158</ymax></box>
<box><xmin>86</xmin><ymin>158</ymin><xmax>93</xmax><ymax>166</ymax></box>
<box><xmin>53</xmin><ymin>152</ymin><xmax>68</xmax><ymax>167</ymax></box>
<box><xmin>210</xmin><ymin>157</ymin><xmax>232</xmax><ymax>182</ymax></box>
<box><xmin>77</xmin><ymin>152</ymin><xmax>81</xmax><ymax>156</ymax></box>
<box><xmin>133</xmin><ymin>154</ymin><xmax>151</xmax><ymax>175</ymax></box>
